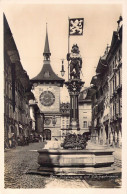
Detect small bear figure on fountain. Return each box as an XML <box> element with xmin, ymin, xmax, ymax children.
<box><xmin>67</xmin><ymin>44</ymin><xmax>82</xmax><ymax>80</ymax></box>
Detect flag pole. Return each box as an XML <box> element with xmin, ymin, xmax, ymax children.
<box><xmin>68</xmin><ymin>17</ymin><xmax>70</xmax><ymax>80</ymax></box>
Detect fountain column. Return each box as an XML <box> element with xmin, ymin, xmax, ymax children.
<box><xmin>65</xmin><ymin>44</ymin><xmax>84</xmax><ymax>133</ymax></box>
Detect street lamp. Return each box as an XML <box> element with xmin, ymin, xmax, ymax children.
<box><xmin>60</xmin><ymin>59</ymin><xmax>65</xmax><ymax>77</ymax></box>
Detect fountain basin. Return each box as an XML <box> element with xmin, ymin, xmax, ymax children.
<box><xmin>38</xmin><ymin>148</ymin><xmax>114</xmax><ymax>175</ymax></box>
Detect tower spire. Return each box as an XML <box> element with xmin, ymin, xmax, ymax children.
<box><xmin>43</xmin><ymin>23</ymin><xmax>51</xmax><ymax>60</ymax></box>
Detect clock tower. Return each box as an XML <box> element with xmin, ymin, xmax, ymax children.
<box><xmin>31</xmin><ymin>27</ymin><xmax>64</xmax><ymax>141</ymax></box>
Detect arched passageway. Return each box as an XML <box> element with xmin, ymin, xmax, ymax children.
<box><xmin>43</xmin><ymin>129</ymin><xmax>51</xmax><ymax>140</ymax></box>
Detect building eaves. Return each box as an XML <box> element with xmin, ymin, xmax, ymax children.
<box><xmin>4</xmin><ymin>14</ymin><xmax>20</xmax><ymax>60</ymax></box>
<box><xmin>31</xmin><ymin>63</ymin><xmax>64</xmax><ymax>84</ymax></box>
<box><xmin>96</xmin><ymin>56</ymin><xmax>108</xmax><ymax>74</ymax></box>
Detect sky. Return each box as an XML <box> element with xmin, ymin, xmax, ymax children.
<box><xmin>3</xmin><ymin>3</ymin><xmax>122</xmax><ymax>102</ymax></box>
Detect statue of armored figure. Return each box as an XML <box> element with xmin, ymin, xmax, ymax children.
<box><xmin>67</xmin><ymin>44</ymin><xmax>82</xmax><ymax>80</ymax></box>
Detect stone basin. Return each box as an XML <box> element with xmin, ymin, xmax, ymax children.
<box><xmin>37</xmin><ymin>147</ymin><xmax>115</xmax><ymax>175</ymax></box>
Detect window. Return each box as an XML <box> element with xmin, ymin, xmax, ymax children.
<box><xmin>115</xmin><ymin>103</ymin><xmax>116</xmax><ymax>116</ymax></box>
<box><xmin>96</xmin><ymin>91</ymin><xmax>98</xmax><ymax>99</ymax></box>
<box><xmin>119</xmin><ymin>98</ymin><xmax>121</xmax><ymax>115</ymax></box>
<box><xmin>115</xmin><ymin>75</ymin><xmax>116</xmax><ymax>88</ymax></box>
<box><xmin>113</xmin><ymin>79</ymin><xmax>114</xmax><ymax>92</ymax></box>
<box><xmin>118</xmin><ymin>48</ymin><xmax>121</xmax><ymax>61</ymax></box>
<box><xmin>110</xmin><ymin>82</ymin><xmax>112</xmax><ymax>96</ymax></box>
<box><xmin>120</xmin><ymin>97</ymin><xmax>122</xmax><ymax>114</ymax></box>
<box><xmin>6</xmin><ymin>103</ymin><xmax>8</xmax><ymax>116</ymax></box>
<box><xmin>83</xmin><ymin>121</ymin><xmax>87</xmax><ymax>128</ymax></box>
<box><xmin>115</xmin><ymin>56</ymin><xmax>117</xmax><ymax>66</ymax></box>
<box><xmin>119</xmin><ymin>70</ymin><xmax>121</xmax><ymax>86</ymax></box>
<box><xmin>113</xmin><ymin>60</ymin><xmax>115</xmax><ymax>69</ymax></box>
<box><xmin>116</xmin><ymin>101</ymin><xmax>119</xmax><ymax>114</ymax></box>
<box><xmin>100</xmin><ymin>87</ymin><xmax>103</xmax><ymax>95</ymax></box>
<box><xmin>110</xmin><ymin>106</ymin><xmax>112</xmax><ymax>117</ymax></box>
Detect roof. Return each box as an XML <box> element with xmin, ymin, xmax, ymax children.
<box><xmin>31</xmin><ymin>62</ymin><xmax>64</xmax><ymax>83</ymax></box>
<box><xmin>78</xmin><ymin>88</ymin><xmax>92</xmax><ymax>102</ymax></box>
<box><xmin>107</xmin><ymin>27</ymin><xmax>122</xmax><ymax>62</ymax></box>
<box><xmin>85</xmin><ymin>88</ymin><xmax>95</xmax><ymax>100</ymax></box>
<box><xmin>4</xmin><ymin>14</ymin><xmax>19</xmax><ymax>56</ymax></box>
<box><xmin>4</xmin><ymin>14</ymin><xmax>31</xmax><ymax>90</ymax></box>
<box><xmin>96</xmin><ymin>51</ymin><xmax>108</xmax><ymax>74</ymax></box>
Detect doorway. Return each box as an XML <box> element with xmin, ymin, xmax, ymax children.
<box><xmin>43</xmin><ymin>129</ymin><xmax>51</xmax><ymax>140</ymax></box>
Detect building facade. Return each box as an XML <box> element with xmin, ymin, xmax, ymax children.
<box><xmin>4</xmin><ymin>15</ymin><xmax>33</xmax><ymax>148</ymax></box>
<box><xmin>91</xmin><ymin>16</ymin><xmax>122</xmax><ymax>147</ymax></box>
<box><xmin>78</xmin><ymin>88</ymin><xmax>92</xmax><ymax>135</ymax></box>
<box><xmin>91</xmin><ymin>49</ymin><xmax>110</xmax><ymax>145</ymax></box>
<box><xmin>108</xmin><ymin>17</ymin><xmax>122</xmax><ymax>147</ymax></box>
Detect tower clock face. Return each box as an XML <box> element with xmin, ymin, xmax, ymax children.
<box><xmin>39</xmin><ymin>91</ymin><xmax>55</xmax><ymax>106</ymax></box>
<box><xmin>44</xmin><ymin>117</ymin><xmax>51</xmax><ymax>125</ymax></box>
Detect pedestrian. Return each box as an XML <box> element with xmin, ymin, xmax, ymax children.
<box><xmin>39</xmin><ymin>135</ymin><xmax>43</xmax><ymax>142</ymax></box>
<box><xmin>17</xmin><ymin>136</ymin><xmax>21</xmax><ymax>146</ymax></box>
<box><xmin>26</xmin><ymin>137</ymin><xmax>29</xmax><ymax>145</ymax></box>
<box><xmin>23</xmin><ymin>135</ymin><xmax>25</xmax><ymax>146</ymax></box>
<box><xmin>110</xmin><ymin>132</ymin><xmax>113</xmax><ymax>146</ymax></box>
<box><xmin>19</xmin><ymin>134</ymin><xmax>24</xmax><ymax>146</ymax></box>
<box><xmin>4</xmin><ymin>139</ymin><xmax>9</xmax><ymax>149</ymax></box>
<box><xmin>115</xmin><ymin>131</ymin><xmax>117</xmax><ymax>146</ymax></box>
<box><xmin>11</xmin><ymin>134</ymin><xmax>16</xmax><ymax>148</ymax></box>
<box><xmin>8</xmin><ymin>137</ymin><xmax>12</xmax><ymax>148</ymax></box>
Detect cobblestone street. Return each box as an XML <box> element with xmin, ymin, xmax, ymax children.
<box><xmin>4</xmin><ymin>142</ymin><xmax>90</xmax><ymax>188</ymax></box>
<box><xmin>4</xmin><ymin>142</ymin><xmax>46</xmax><ymax>188</ymax></box>
<box><xmin>4</xmin><ymin>142</ymin><xmax>122</xmax><ymax>188</ymax></box>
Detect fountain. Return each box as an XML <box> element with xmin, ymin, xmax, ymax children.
<box><xmin>37</xmin><ymin>44</ymin><xmax>114</xmax><ymax>175</ymax></box>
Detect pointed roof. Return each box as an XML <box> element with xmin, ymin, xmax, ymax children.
<box><xmin>31</xmin><ymin>26</ymin><xmax>64</xmax><ymax>86</ymax></box>
<box><xmin>43</xmin><ymin>24</ymin><xmax>51</xmax><ymax>56</ymax></box>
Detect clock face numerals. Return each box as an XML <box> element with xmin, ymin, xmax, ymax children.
<box><xmin>39</xmin><ymin>91</ymin><xmax>55</xmax><ymax>106</ymax></box>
